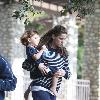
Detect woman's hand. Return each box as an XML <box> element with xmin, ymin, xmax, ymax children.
<box><xmin>38</xmin><ymin>63</ymin><xmax>48</xmax><ymax>75</ymax></box>
<box><xmin>54</xmin><ymin>69</ymin><xmax>65</xmax><ymax>78</ymax></box>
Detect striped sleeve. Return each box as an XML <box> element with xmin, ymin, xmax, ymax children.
<box><xmin>62</xmin><ymin>56</ymin><xmax>71</xmax><ymax>79</ymax></box>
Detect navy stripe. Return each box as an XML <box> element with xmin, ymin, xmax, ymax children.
<box><xmin>32</xmin><ymin>49</ymin><xmax>71</xmax><ymax>92</ymax></box>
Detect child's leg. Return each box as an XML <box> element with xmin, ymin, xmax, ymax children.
<box><xmin>50</xmin><ymin>76</ymin><xmax>58</xmax><ymax>96</ymax></box>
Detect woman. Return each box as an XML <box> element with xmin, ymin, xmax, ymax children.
<box><xmin>25</xmin><ymin>25</ymin><xmax>71</xmax><ymax>100</ymax></box>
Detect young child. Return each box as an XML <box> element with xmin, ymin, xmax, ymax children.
<box><xmin>20</xmin><ymin>29</ymin><xmax>59</xmax><ymax>100</ymax></box>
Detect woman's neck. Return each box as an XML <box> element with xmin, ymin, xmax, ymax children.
<box><xmin>50</xmin><ymin>42</ymin><xmax>57</xmax><ymax>49</ymax></box>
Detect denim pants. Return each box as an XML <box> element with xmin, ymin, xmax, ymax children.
<box><xmin>32</xmin><ymin>90</ymin><xmax>56</xmax><ymax>100</ymax></box>
<box><xmin>0</xmin><ymin>91</ymin><xmax>5</xmax><ymax>100</ymax></box>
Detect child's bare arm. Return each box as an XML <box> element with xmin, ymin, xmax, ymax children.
<box><xmin>32</xmin><ymin>45</ymin><xmax>47</xmax><ymax>60</ymax></box>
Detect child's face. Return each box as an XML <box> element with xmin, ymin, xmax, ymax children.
<box><xmin>29</xmin><ymin>34</ymin><xmax>40</xmax><ymax>46</ymax></box>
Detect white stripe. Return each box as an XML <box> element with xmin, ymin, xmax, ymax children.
<box><xmin>48</xmin><ymin>58</ymin><xmax>63</xmax><ymax>63</ymax></box>
<box><xmin>43</xmin><ymin>53</ymin><xmax>61</xmax><ymax>61</ymax></box>
<box><xmin>48</xmin><ymin>61</ymin><xmax>65</xmax><ymax>67</ymax></box>
<box><xmin>44</xmin><ymin>51</ymin><xmax>56</xmax><ymax>58</ymax></box>
<box><xmin>43</xmin><ymin>78</ymin><xmax>52</xmax><ymax>85</ymax></box>
<box><xmin>31</xmin><ymin>86</ymin><xmax>55</xmax><ymax>95</ymax></box>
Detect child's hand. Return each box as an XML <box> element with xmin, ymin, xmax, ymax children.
<box><xmin>24</xmin><ymin>88</ymin><xmax>30</xmax><ymax>100</ymax></box>
<box><xmin>41</xmin><ymin>45</ymin><xmax>48</xmax><ymax>51</ymax></box>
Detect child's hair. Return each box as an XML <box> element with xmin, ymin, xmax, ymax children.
<box><xmin>38</xmin><ymin>25</ymin><xmax>68</xmax><ymax>57</ymax></box>
<box><xmin>20</xmin><ymin>29</ymin><xmax>39</xmax><ymax>46</ymax></box>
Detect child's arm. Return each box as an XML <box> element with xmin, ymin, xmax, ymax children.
<box><xmin>32</xmin><ymin>45</ymin><xmax>47</xmax><ymax>60</ymax></box>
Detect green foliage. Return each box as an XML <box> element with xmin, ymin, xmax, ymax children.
<box><xmin>77</xmin><ymin>25</ymin><xmax>84</xmax><ymax>79</ymax></box>
<box><xmin>24</xmin><ymin>12</ymin><xmax>48</xmax><ymax>34</ymax></box>
<box><xmin>32</xmin><ymin>23</ymin><xmax>45</xmax><ymax>34</ymax></box>
<box><xmin>12</xmin><ymin>0</ymin><xmax>95</xmax><ymax>25</ymax></box>
<box><xmin>25</xmin><ymin>22</ymin><xmax>45</xmax><ymax>35</ymax></box>
<box><xmin>77</xmin><ymin>47</ymin><xmax>84</xmax><ymax>79</ymax></box>
<box><xmin>61</xmin><ymin>0</ymin><xmax>95</xmax><ymax>18</ymax></box>
<box><xmin>78</xmin><ymin>25</ymin><xmax>84</xmax><ymax>46</ymax></box>
<box><xmin>12</xmin><ymin>0</ymin><xmax>42</xmax><ymax>25</ymax></box>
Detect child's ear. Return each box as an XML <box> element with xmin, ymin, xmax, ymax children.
<box><xmin>28</xmin><ymin>38</ymin><xmax>31</xmax><ymax>43</ymax></box>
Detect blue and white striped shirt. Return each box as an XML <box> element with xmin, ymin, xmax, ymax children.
<box><xmin>31</xmin><ymin>47</ymin><xmax>71</xmax><ymax>94</ymax></box>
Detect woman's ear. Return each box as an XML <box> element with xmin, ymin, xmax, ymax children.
<box><xmin>52</xmin><ymin>34</ymin><xmax>55</xmax><ymax>39</ymax></box>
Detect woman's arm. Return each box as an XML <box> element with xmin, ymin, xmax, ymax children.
<box><xmin>63</xmin><ymin>67</ymin><xmax>71</xmax><ymax>79</ymax></box>
<box><xmin>38</xmin><ymin>63</ymin><xmax>48</xmax><ymax>75</ymax></box>
<box><xmin>62</xmin><ymin>56</ymin><xmax>71</xmax><ymax>79</ymax></box>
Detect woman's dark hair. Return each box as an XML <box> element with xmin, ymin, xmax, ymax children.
<box><xmin>38</xmin><ymin>25</ymin><xmax>68</xmax><ymax>56</ymax></box>
<box><xmin>20</xmin><ymin>29</ymin><xmax>39</xmax><ymax>46</ymax></box>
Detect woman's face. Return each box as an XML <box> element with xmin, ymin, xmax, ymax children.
<box><xmin>52</xmin><ymin>33</ymin><xmax>67</xmax><ymax>48</ymax></box>
<box><xmin>29</xmin><ymin>34</ymin><xmax>40</xmax><ymax>46</ymax></box>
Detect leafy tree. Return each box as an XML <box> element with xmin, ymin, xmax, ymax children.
<box><xmin>12</xmin><ymin>0</ymin><xmax>42</xmax><ymax>25</ymax></box>
<box><xmin>77</xmin><ymin>25</ymin><xmax>84</xmax><ymax>79</ymax></box>
<box><xmin>1</xmin><ymin>0</ymin><xmax>95</xmax><ymax>79</ymax></box>
<box><xmin>61</xmin><ymin>0</ymin><xmax>95</xmax><ymax>18</ymax></box>
<box><xmin>25</xmin><ymin>22</ymin><xmax>45</xmax><ymax>34</ymax></box>
<box><xmin>77</xmin><ymin>47</ymin><xmax>84</xmax><ymax>79</ymax></box>
<box><xmin>11</xmin><ymin>0</ymin><xmax>95</xmax><ymax>25</ymax></box>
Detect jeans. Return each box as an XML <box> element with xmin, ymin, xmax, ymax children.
<box><xmin>32</xmin><ymin>90</ymin><xmax>56</xmax><ymax>100</ymax></box>
<box><xmin>0</xmin><ymin>91</ymin><xmax>5</xmax><ymax>100</ymax></box>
